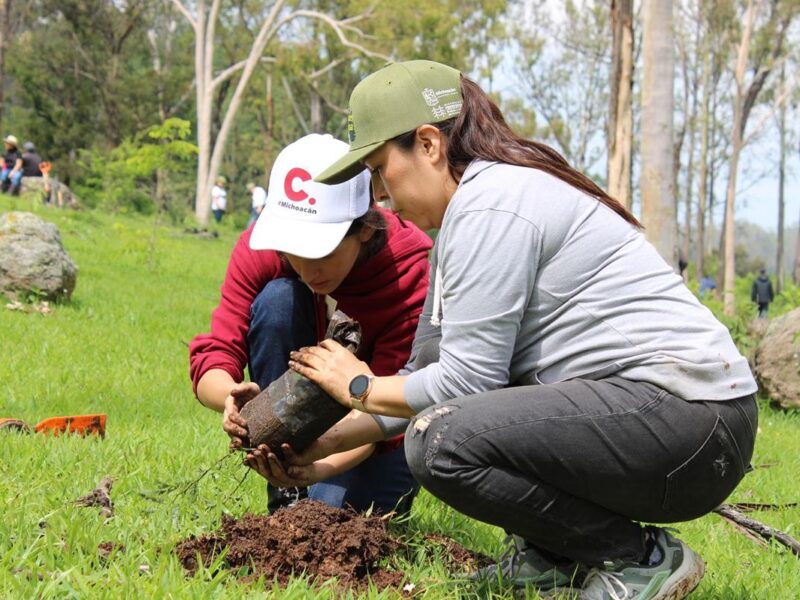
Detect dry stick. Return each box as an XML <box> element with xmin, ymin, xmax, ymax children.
<box><xmin>713</xmin><ymin>504</ymin><xmax>800</xmax><ymax>557</ymax></box>
<box><xmin>729</xmin><ymin>502</ymin><xmax>798</xmax><ymax>512</ymax></box>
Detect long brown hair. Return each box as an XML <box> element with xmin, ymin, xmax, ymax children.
<box><xmin>394</xmin><ymin>76</ymin><xmax>641</xmax><ymax>228</ymax></box>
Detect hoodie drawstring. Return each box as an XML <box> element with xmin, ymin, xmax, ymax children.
<box><xmin>430</xmin><ymin>266</ymin><xmax>443</xmax><ymax>327</ymax></box>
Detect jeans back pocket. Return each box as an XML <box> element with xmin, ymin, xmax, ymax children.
<box><xmin>662</xmin><ymin>415</ymin><xmax>746</xmax><ymax>520</ymax></box>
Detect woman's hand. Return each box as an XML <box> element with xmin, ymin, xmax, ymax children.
<box><xmin>244</xmin><ymin>444</ymin><xmax>332</xmax><ymax>487</ymax></box>
<box><xmin>223</xmin><ymin>381</ymin><xmax>260</xmax><ymax>448</ymax></box>
<box><xmin>289</xmin><ymin>339</ymin><xmax>373</xmax><ymax>408</ymax></box>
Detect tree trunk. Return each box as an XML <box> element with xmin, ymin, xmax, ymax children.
<box><xmin>194</xmin><ymin>0</ymin><xmax>211</xmax><ymax>226</ymax></box>
<box><xmin>0</xmin><ymin>0</ymin><xmax>10</xmax><ymax>134</ymax></box>
<box><xmin>641</xmin><ymin>0</ymin><xmax>676</xmax><ymax>268</ymax></box>
<box><xmin>776</xmin><ymin>65</ymin><xmax>786</xmax><ymax>293</ymax></box>
<box><xmin>310</xmin><ymin>89</ymin><xmax>322</xmax><ymax>133</ymax></box>
<box><xmin>607</xmin><ymin>0</ymin><xmax>633</xmax><ymax>209</ymax></box>
<box><xmin>723</xmin><ymin>0</ymin><xmax>756</xmax><ymax>316</ymax></box>
<box><xmin>265</xmin><ymin>70</ymin><xmax>273</xmax><ymax>177</ymax></box>
<box><xmin>695</xmin><ymin>47</ymin><xmax>711</xmax><ymax>281</ymax></box>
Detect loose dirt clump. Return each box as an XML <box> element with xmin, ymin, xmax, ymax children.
<box><xmin>175</xmin><ymin>499</ymin><xmax>404</xmax><ymax>591</ymax></box>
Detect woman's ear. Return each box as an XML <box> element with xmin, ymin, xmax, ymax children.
<box><xmin>416</xmin><ymin>124</ymin><xmax>446</xmax><ymax>164</ymax></box>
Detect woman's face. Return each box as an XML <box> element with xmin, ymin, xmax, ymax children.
<box><xmin>364</xmin><ymin>128</ymin><xmax>454</xmax><ymax>231</ymax></box>
<box><xmin>283</xmin><ymin>227</ymin><xmax>373</xmax><ymax>295</ymax></box>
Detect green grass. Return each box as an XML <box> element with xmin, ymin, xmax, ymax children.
<box><xmin>1</xmin><ymin>195</ymin><xmax>799</xmax><ymax>599</ymax></box>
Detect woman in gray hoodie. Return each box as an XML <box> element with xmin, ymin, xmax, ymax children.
<box><xmin>271</xmin><ymin>60</ymin><xmax>757</xmax><ymax>600</ymax></box>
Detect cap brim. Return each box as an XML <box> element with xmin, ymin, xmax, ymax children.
<box><xmin>249</xmin><ymin>209</ymin><xmax>352</xmax><ymax>259</ymax></box>
<box><xmin>314</xmin><ymin>140</ymin><xmax>385</xmax><ymax>184</ymax></box>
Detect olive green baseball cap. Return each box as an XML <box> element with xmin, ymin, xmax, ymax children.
<box><xmin>315</xmin><ymin>60</ymin><xmax>463</xmax><ymax>185</ymax></box>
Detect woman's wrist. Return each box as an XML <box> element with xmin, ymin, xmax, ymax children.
<box><xmin>357</xmin><ymin>376</ymin><xmax>414</xmax><ymax>418</ymax></box>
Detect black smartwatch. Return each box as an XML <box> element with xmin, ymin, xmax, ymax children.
<box><xmin>348</xmin><ymin>374</ymin><xmax>374</xmax><ymax>412</ymax></box>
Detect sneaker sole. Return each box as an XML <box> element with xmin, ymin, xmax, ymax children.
<box><xmin>653</xmin><ymin>548</ymin><xmax>705</xmax><ymax>600</ymax></box>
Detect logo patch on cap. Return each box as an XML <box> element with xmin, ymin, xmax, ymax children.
<box><xmin>280</xmin><ymin>167</ymin><xmax>318</xmax><ymax>214</ymax></box>
<box><xmin>347</xmin><ymin>113</ymin><xmax>356</xmax><ymax>143</ymax></box>
<box><xmin>422</xmin><ymin>88</ymin><xmax>439</xmax><ymax>107</ymax></box>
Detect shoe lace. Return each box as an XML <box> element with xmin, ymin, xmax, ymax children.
<box><xmin>497</xmin><ymin>535</ymin><xmax>523</xmax><ymax>575</ymax></box>
<box><xmin>584</xmin><ymin>567</ymin><xmax>630</xmax><ymax>600</ymax></box>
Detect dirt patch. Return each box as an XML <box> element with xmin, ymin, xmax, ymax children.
<box><xmin>175</xmin><ymin>499</ymin><xmax>490</xmax><ymax>593</ymax></box>
<box><xmin>176</xmin><ymin>499</ymin><xmax>402</xmax><ymax>591</ymax></box>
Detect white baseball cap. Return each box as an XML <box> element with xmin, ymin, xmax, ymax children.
<box><xmin>249</xmin><ymin>134</ymin><xmax>370</xmax><ymax>259</ymax></box>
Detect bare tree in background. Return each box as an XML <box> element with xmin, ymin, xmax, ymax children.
<box><xmin>608</xmin><ymin>0</ymin><xmax>633</xmax><ymax>209</ymax></box>
<box><xmin>0</xmin><ymin>0</ymin><xmax>9</xmax><ymax>133</ymax></box>
<box><xmin>171</xmin><ymin>0</ymin><xmax>387</xmax><ymax>226</ymax></box>
<box><xmin>641</xmin><ymin>0</ymin><xmax>677</xmax><ymax>267</ymax></box>
<box><xmin>722</xmin><ymin>0</ymin><xmax>796</xmax><ymax>315</ymax></box>
<box><xmin>776</xmin><ymin>64</ymin><xmax>786</xmax><ymax>293</ymax></box>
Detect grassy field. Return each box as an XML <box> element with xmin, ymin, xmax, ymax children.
<box><xmin>1</xmin><ymin>196</ymin><xmax>799</xmax><ymax>599</ymax></box>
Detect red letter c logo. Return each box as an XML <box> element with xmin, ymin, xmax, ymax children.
<box><xmin>284</xmin><ymin>168</ymin><xmax>316</xmax><ymax>204</ymax></box>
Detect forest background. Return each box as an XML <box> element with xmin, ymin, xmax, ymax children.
<box><xmin>0</xmin><ymin>0</ymin><xmax>798</xmax><ymax>313</ymax></box>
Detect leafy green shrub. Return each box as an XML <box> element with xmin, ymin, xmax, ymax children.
<box><xmin>74</xmin><ymin>118</ymin><xmax>197</xmax><ymax>216</ymax></box>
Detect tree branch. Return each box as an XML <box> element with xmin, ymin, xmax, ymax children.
<box><xmin>276</xmin><ymin>10</ymin><xmax>390</xmax><ymax>62</ymax></box>
<box><xmin>281</xmin><ymin>75</ymin><xmax>310</xmax><ymax>134</ymax></box>
<box><xmin>211</xmin><ymin>56</ymin><xmax>276</xmax><ymax>90</ymax></box>
<box><xmin>170</xmin><ymin>0</ymin><xmax>195</xmax><ymax>28</ymax></box>
<box><xmin>743</xmin><ymin>76</ymin><xmax>796</xmax><ymax>147</ymax></box>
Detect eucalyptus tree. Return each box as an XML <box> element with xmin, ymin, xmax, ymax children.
<box><xmin>512</xmin><ymin>0</ymin><xmax>610</xmax><ymax>177</ymax></box>
<box><xmin>721</xmin><ymin>0</ymin><xmax>798</xmax><ymax>315</ymax></box>
<box><xmin>641</xmin><ymin>0</ymin><xmax>677</xmax><ymax>267</ymax></box>
<box><xmin>608</xmin><ymin>0</ymin><xmax>634</xmax><ymax>209</ymax></box>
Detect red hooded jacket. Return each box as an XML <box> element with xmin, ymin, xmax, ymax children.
<box><xmin>189</xmin><ymin>208</ymin><xmax>432</xmax><ymax>448</ymax></box>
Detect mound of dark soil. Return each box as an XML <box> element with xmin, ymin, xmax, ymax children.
<box><xmin>176</xmin><ymin>499</ymin><xmax>403</xmax><ymax>590</ymax></box>
<box><xmin>175</xmin><ymin>499</ymin><xmax>492</xmax><ymax>593</ymax></box>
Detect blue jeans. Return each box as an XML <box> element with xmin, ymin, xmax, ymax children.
<box><xmin>212</xmin><ymin>208</ymin><xmax>225</xmax><ymax>223</ymax></box>
<box><xmin>247</xmin><ymin>277</ymin><xmax>419</xmax><ymax>515</ymax></box>
<box><xmin>1</xmin><ymin>168</ymin><xmax>22</xmax><ymax>188</ymax></box>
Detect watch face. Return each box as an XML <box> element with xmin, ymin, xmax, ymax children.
<box><xmin>349</xmin><ymin>374</ymin><xmax>369</xmax><ymax>397</ymax></box>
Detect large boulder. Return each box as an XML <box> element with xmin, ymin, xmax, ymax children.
<box><xmin>753</xmin><ymin>308</ymin><xmax>800</xmax><ymax>409</ymax></box>
<box><xmin>0</xmin><ymin>211</ymin><xmax>77</xmax><ymax>301</ymax></box>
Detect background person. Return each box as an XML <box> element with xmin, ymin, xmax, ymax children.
<box><xmin>189</xmin><ymin>133</ymin><xmax>432</xmax><ymax>515</ymax></box>
<box><xmin>246</xmin><ymin>181</ymin><xmax>267</xmax><ymax>227</ymax></box>
<box><xmin>21</xmin><ymin>141</ymin><xmax>43</xmax><ymax>178</ymax></box>
<box><xmin>751</xmin><ymin>268</ymin><xmax>774</xmax><ymax>319</ymax></box>
<box><xmin>1</xmin><ymin>134</ymin><xmax>23</xmax><ymax>195</ymax></box>
<box><xmin>210</xmin><ymin>176</ymin><xmax>227</xmax><ymax>223</ymax></box>
<box><xmin>281</xmin><ymin>61</ymin><xmax>757</xmax><ymax>600</ymax></box>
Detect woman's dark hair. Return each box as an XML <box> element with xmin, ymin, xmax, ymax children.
<box><xmin>394</xmin><ymin>76</ymin><xmax>641</xmax><ymax>228</ymax></box>
<box><xmin>345</xmin><ymin>204</ymin><xmax>387</xmax><ymax>261</ymax></box>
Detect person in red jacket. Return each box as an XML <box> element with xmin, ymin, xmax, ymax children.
<box><xmin>189</xmin><ymin>134</ymin><xmax>432</xmax><ymax>514</ymax></box>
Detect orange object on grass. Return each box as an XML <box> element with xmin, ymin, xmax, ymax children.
<box><xmin>0</xmin><ymin>418</ymin><xmax>31</xmax><ymax>433</ymax></box>
<box><xmin>34</xmin><ymin>414</ymin><xmax>106</xmax><ymax>437</ymax></box>
<box><xmin>0</xmin><ymin>414</ymin><xmax>106</xmax><ymax>437</ymax></box>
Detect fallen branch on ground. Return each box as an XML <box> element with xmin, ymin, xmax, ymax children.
<box><xmin>713</xmin><ymin>503</ymin><xmax>800</xmax><ymax>557</ymax></box>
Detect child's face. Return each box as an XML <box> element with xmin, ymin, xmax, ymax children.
<box><xmin>283</xmin><ymin>227</ymin><xmax>374</xmax><ymax>295</ymax></box>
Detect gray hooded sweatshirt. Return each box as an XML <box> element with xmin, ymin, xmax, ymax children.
<box><xmin>372</xmin><ymin>160</ymin><xmax>756</xmax><ymax>436</ymax></box>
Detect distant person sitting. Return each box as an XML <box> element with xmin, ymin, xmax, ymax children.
<box><xmin>699</xmin><ymin>275</ymin><xmax>716</xmax><ymax>298</ymax></box>
<box><xmin>211</xmin><ymin>176</ymin><xmax>227</xmax><ymax>223</ymax></box>
<box><xmin>751</xmin><ymin>268</ymin><xmax>774</xmax><ymax>319</ymax></box>
<box><xmin>1</xmin><ymin>135</ymin><xmax>23</xmax><ymax>195</ymax></box>
<box><xmin>247</xmin><ymin>181</ymin><xmax>267</xmax><ymax>228</ymax></box>
<box><xmin>21</xmin><ymin>141</ymin><xmax>43</xmax><ymax>178</ymax></box>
